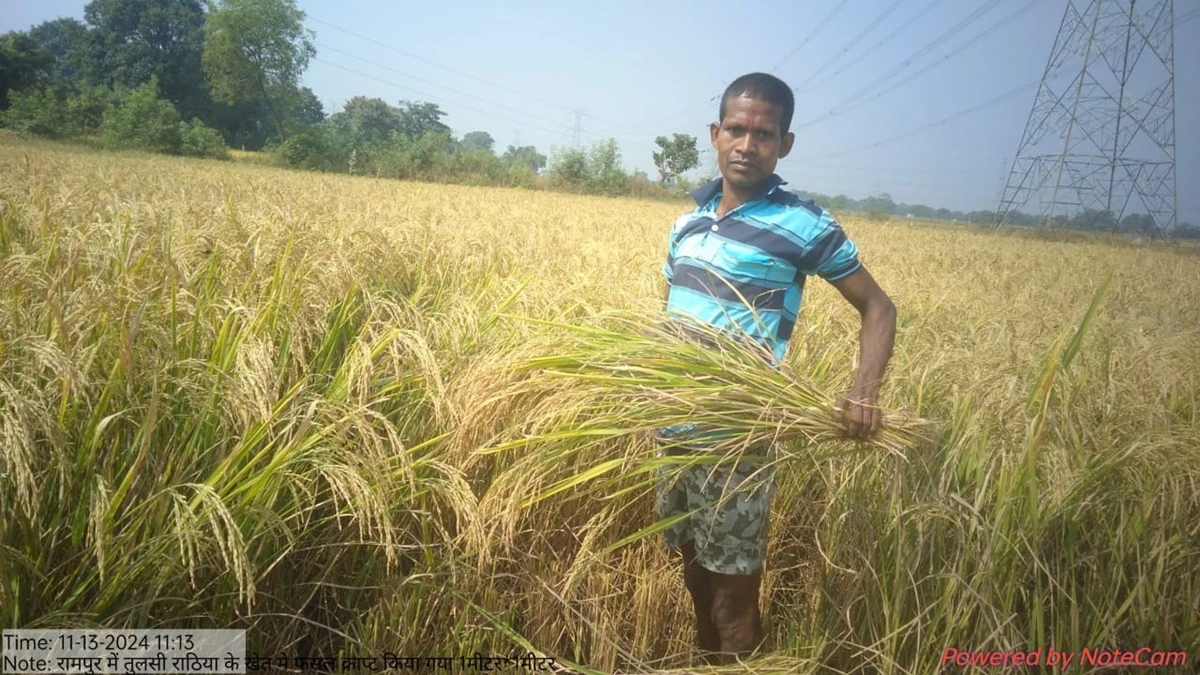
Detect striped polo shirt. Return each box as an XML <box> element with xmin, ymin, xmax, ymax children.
<box><xmin>662</xmin><ymin>173</ymin><xmax>861</xmax><ymax>364</ymax></box>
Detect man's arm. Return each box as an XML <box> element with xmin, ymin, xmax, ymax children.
<box><xmin>828</xmin><ymin>265</ymin><xmax>896</xmax><ymax>439</ymax></box>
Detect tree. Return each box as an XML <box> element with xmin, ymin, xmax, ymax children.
<box><xmin>2</xmin><ymin>88</ymin><xmax>66</xmax><ymax>136</ymax></box>
<box><xmin>203</xmin><ymin>0</ymin><xmax>315</xmax><ymax>141</ymax></box>
<box><xmin>548</xmin><ymin>146</ymin><xmax>589</xmax><ymax>188</ymax></box>
<box><xmin>589</xmin><ymin>138</ymin><xmax>627</xmax><ymax>195</ymax></box>
<box><xmin>0</xmin><ymin>32</ymin><xmax>52</xmax><ymax>109</ymax></box>
<box><xmin>502</xmin><ymin>145</ymin><xmax>546</xmax><ymax>171</ymax></box>
<box><xmin>1118</xmin><ymin>212</ymin><xmax>1156</xmax><ymax>235</ymax></box>
<box><xmin>395</xmin><ymin>101</ymin><xmax>448</xmax><ymax>140</ymax></box>
<box><xmin>459</xmin><ymin>131</ymin><xmax>494</xmax><ymax>154</ymax></box>
<box><xmin>82</xmin><ymin>0</ymin><xmax>208</xmax><ymax>118</ymax></box>
<box><xmin>286</xmin><ymin>86</ymin><xmax>324</xmax><ymax>128</ymax></box>
<box><xmin>330</xmin><ymin>96</ymin><xmax>400</xmax><ymax>145</ymax></box>
<box><xmin>652</xmin><ymin>133</ymin><xmax>699</xmax><ymax>185</ymax></box>
<box><xmin>100</xmin><ymin>77</ymin><xmax>181</xmax><ymax>153</ymax></box>
<box><xmin>27</xmin><ymin>18</ymin><xmax>88</xmax><ymax>88</ymax></box>
<box><xmin>860</xmin><ymin>193</ymin><xmax>896</xmax><ymax>218</ymax></box>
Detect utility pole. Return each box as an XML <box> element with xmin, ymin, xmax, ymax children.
<box><xmin>995</xmin><ymin>0</ymin><xmax>1177</xmax><ymax>235</ymax></box>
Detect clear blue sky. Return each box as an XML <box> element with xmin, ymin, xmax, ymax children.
<box><xmin>4</xmin><ymin>0</ymin><xmax>1198</xmax><ymax>222</ymax></box>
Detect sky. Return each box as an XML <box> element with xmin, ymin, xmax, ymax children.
<box><xmin>3</xmin><ymin>0</ymin><xmax>1198</xmax><ymax>222</ymax></box>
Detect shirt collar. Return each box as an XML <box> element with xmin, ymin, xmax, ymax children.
<box><xmin>689</xmin><ymin>173</ymin><xmax>788</xmax><ymax>210</ymax></box>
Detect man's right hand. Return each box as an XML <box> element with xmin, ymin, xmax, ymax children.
<box><xmin>833</xmin><ymin>385</ymin><xmax>882</xmax><ymax>440</ymax></box>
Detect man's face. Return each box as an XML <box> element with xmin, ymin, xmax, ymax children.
<box><xmin>710</xmin><ymin>95</ymin><xmax>795</xmax><ymax>192</ymax></box>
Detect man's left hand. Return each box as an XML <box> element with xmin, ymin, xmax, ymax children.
<box><xmin>834</xmin><ymin>387</ymin><xmax>881</xmax><ymax>440</ymax></box>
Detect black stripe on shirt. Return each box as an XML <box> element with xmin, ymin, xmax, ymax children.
<box><xmin>712</xmin><ymin>217</ymin><xmax>807</xmax><ymax>267</ymax></box>
<box><xmin>795</xmin><ymin>227</ymin><xmax>848</xmax><ymax>274</ymax></box>
<box><xmin>672</xmin><ymin>263</ymin><xmax>786</xmax><ymax>311</ymax></box>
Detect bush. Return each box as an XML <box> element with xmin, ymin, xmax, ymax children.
<box><xmin>368</xmin><ymin>131</ymin><xmax>454</xmax><ymax>180</ymax></box>
<box><xmin>625</xmin><ymin>172</ymin><xmax>688</xmax><ymax>201</ymax></box>
<box><xmin>548</xmin><ymin>146</ymin><xmax>590</xmax><ymax>191</ymax></box>
<box><xmin>100</xmin><ymin>79</ymin><xmax>181</xmax><ymax>154</ymax></box>
<box><xmin>273</xmin><ymin>126</ymin><xmax>349</xmax><ymax>172</ymax></box>
<box><xmin>587</xmin><ymin>139</ymin><xmax>627</xmax><ymax>196</ymax></box>
<box><xmin>547</xmin><ymin>140</ymin><xmax>629</xmax><ymax>196</ymax></box>
<box><xmin>179</xmin><ymin>119</ymin><xmax>229</xmax><ymax>159</ymax></box>
<box><xmin>2</xmin><ymin>88</ymin><xmax>68</xmax><ymax>138</ymax></box>
<box><xmin>501</xmin><ymin>163</ymin><xmax>537</xmax><ymax>189</ymax></box>
<box><xmin>64</xmin><ymin>86</ymin><xmax>119</xmax><ymax>138</ymax></box>
<box><xmin>2</xmin><ymin>86</ymin><xmax>122</xmax><ymax>141</ymax></box>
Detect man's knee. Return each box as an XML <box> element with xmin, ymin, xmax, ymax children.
<box><xmin>710</xmin><ymin>573</ymin><xmax>762</xmax><ymax>653</ymax></box>
<box><xmin>711</xmin><ymin>582</ymin><xmax>758</xmax><ymax>628</ymax></box>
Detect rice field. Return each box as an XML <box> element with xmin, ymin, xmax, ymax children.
<box><xmin>1</xmin><ymin>135</ymin><xmax>1198</xmax><ymax>673</ymax></box>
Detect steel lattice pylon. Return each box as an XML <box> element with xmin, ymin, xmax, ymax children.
<box><xmin>995</xmin><ymin>0</ymin><xmax>1177</xmax><ymax>234</ymax></box>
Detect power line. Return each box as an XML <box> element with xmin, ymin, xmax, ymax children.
<box><xmin>312</xmin><ymin>57</ymin><xmax>570</xmax><ymax>137</ymax></box>
<box><xmin>804</xmin><ymin>0</ymin><xmax>951</xmax><ymax>90</ymax></box>
<box><xmin>312</xmin><ymin>47</ymin><xmax>652</xmax><ymax>155</ymax></box>
<box><xmin>315</xmin><ymin>42</ymin><xmax>573</xmax><ymax>132</ymax></box>
<box><xmin>801</xmin><ymin>161</ymin><xmax>998</xmax><ymax>175</ymax></box>
<box><xmin>810</xmin><ymin>0</ymin><xmax>1042</xmax><ymax>125</ymax></box>
<box><xmin>309</xmin><ymin>16</ymin><xmax>573</xmax><ymax>114</ymax></box>
<box><xmin>794</xmin><ymin>0</ymin><xmax>1190</xmax><ymax>134</ymax></box>
<box><xmin>789</xmin><ymin>0</ymin><xmax>906</xmax><ymax>91</ymax></box>
<box><xmin>314</xmin><ymin>59</ymin><xmax>657</xmax><ymax>165</ymax></box>
<box><xmin>788</xmin><ymin>173</ymin><xmax>997</xmax><ymax>190</ymax></box>
<box><xmin>308</xmin><ymin>15</ymin><xmax>647</xmax><ymax>138</ymax></box>
<box><xmin>793</xmin><ymin>0</ymin><xmax>1008</xmax><ymax>131</ymax></box>
<box><xmin>793</xmin><ymin>78</ymin><xmax>1044</xmax><ymax>162</ymax></box>
<box><xmin>771</xmin><ymin>0</ymin><xmax>852</xmax><ymax>72</ymax></box>
<box><xmin>646</xmin><ymin>0</ymin><xmax>853</xmax><ymax>132</ymax></box>
<box><xmin>1176</xmin><ymin>6</ymin><xmax>1200</xmax><ymax>25</ymax></box>
<box><xmin>636</xmin><ymin>91</ymin><xmax>721</xmax><ymax>130</ymax></box>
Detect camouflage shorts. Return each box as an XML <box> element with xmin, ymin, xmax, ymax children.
<box><xmin>654</xmin><ymin>428</ymin><xmax>776</xmax><ymax>576</ymax></box>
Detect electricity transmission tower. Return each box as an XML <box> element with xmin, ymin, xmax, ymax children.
<box><xmin>995</xmin><ymin>0</ymin><xmax>1177</xmax><ymax>234</ymax></box>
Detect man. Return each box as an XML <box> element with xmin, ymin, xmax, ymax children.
<box><xmin>657</xmin><ymin>72</ymin><xmax>897</xmax><ymax>664</ymax></box>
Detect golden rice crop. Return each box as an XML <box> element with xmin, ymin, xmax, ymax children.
<box><xmin>1</xmin><ymin>135</ymin><xmax>1198</xmax><ymax>673</ymax></box>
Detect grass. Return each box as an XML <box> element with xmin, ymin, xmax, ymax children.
<box><xmin>1</xmin><ymin>137</ymin><xmax>1198</xmax><ymax>673</ymax></box>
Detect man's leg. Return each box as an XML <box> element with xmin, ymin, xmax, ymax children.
<box><xmin>680</xmin><ymin>541</ymin><xmax>720</xmax><ymax>657</ymax></box>
<box><xmin>709</xmin><ymin>570</ymin><xmax>763</xmax><ymax>663</ymax></box>
<box><xmin>656</xmin><ymin>453</ymin><xmax>722</xmax><ymax>658</ymax></box>
<box><xmin>690</xmin><ymin>453</ymin><xmax>774</xmax><ymax>664</ymax></box>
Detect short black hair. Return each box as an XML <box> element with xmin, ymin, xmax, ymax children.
<box><xmin>719</xmin><ymin>73</ymin><xmax>795</xmax><ymax>136</ymax></box>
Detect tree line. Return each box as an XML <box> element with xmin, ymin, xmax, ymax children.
<box><xmin>0</xmin><ymin>0</ymin><xmax>698</xmax><ymax>196</ymax></box>
<box><xmin>0</xmin><ymin>0</ymin><xmax>1193</xmax><ymax>235</ymax></box>
<box><xmin>787</xmin><ymin>191</ymin><xmax>1197</xmax><ymax>238</ymax></box>
<box><xmin>0</xmin><ymin>0</ymin><xmax>319</xmax><ymax>157</ymax></box>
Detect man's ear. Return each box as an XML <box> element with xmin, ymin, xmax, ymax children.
<box><xmin>779</xmin><ymin>131</ymin><xmax>796</xmax><ymax>159</ymax></box>
<box><xmin>710</xmin><ymin>122</ymin><xmax>720</xmax><ymax>146</ymax></box>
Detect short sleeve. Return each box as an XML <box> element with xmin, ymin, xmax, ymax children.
<box><xmin>797</xmin><ymin>220</ymin><xmax>861</xmax><ymax>281</ymax></box>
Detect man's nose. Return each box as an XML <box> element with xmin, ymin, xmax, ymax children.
<box><xmin>735</xmin><ymin>134</ymin><xmax>757</xmax><ymax>154</ymax></box>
